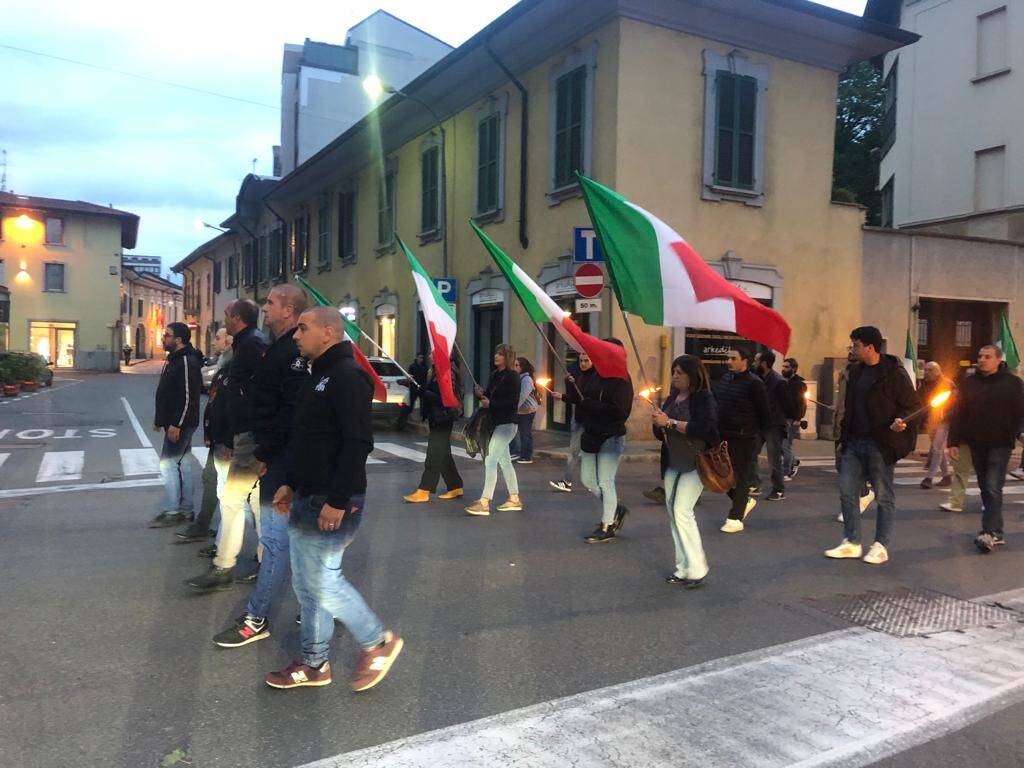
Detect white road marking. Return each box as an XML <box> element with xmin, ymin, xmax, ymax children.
<box><xmin>416</xmin><ymin>441</ymin><xmax>481</xmax><ymax>461</ymax></box>
<box><xmin>120</xmin><ymin>396</ymin><xmax>152</xmax><ymax>448</ymax></box>
<box><xmin>299</xmin><ymin>590</ymin><xmax>1024</xmax><ymax>768</ymax></box>
<box><xmin>374</xmin><ymin>442</ymin><xmax>428</xmax><ymax>462</ymax></box>
<box><xmin>119</xmin><ymin>448</ymin><xmax>160</xmax><ymax>476</ymax></box>
<box><xmin>191</xmin><ymin>446</ymin><xmax>209</xmax><ymax>465</ymax></box>
<box><xmin>0</xmin><ymin>453</ymin><xmax>8</xmax><ymax>472</ymax></box>
<box><xmin>35</xmin><ymin>451</ymin><xmax>85</xmax><ymax>483</ymax></box>
<box><xmin>0</xmin><ymin>477</ymin><xmax>163</xmax><ymax>500</ymax></box>
<box><xmin>366</xmin><ymin>457</ymin><xmax>385</xmax><ymax>464</ymax></box>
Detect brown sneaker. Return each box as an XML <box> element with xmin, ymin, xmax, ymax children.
<box><xmin>496</xmin><ymin>495</ymin><xmax>523</xmax><ymax>512</ymax></box>
<box><xmin>465</xmin><ymin>499</ymin><xmax>490</xmax><ymax>516</ymax></box>
<box><xmin>936</xmin><ymin>475</ymin><xmax>952</xmax><ymax>488</ymax></box>
<box><xmin>265</xmin><ymin>660</ymin><xmax>332</xmax><ymax>689</ymax></box>
<box><xmin>350</xmin><ymin>631</ymin><xmax>404</xmax><ymax>692</ymax></box>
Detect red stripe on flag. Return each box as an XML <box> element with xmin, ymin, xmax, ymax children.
<box><xmin>349</xmin><ymin>341</ymin><xmax>387</xmax><ymax>403</ymax></box>
<box><xmin>427</xmin><ymin>321</ymin><xmax>460</xmax><ymax>408</ymax></box>
<box><xmin>670</xmin><ymin>240</ymin><xmax>791</xmax><ymax>354</ymax></box>
<box><xmin>561</xmin><ymin>316</ymin><xmax>629</xmax><ymax>380</ymax></box>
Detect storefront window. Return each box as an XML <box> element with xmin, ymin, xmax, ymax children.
<box><xmin>30</xmin><ymin>321</ymin><xmax>76</xmax><ymax>368</ymax></box>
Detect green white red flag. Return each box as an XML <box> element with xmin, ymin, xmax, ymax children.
<box><xmin>293</xmin><ymin>275</ymin><xmax>388</xmax><ymax>403</ymax></box>
<box><xmin>470</xmin><ymin>221</ymin><xmax>629</xmax><ymax>379</ymax></box>
<box><xmin>577</xmin><ymin>174</ymin><xmax>791</xmax><ymax>354</ymax></box>
<box><xmin>398</xmin><ymin>236</ymin><xmax>459</xmax><ymax>408</ymax></box>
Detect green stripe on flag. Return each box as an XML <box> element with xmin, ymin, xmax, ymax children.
<box><xmin>469</xmin><ymin>221</ymin><xmax>548</xmax><ymax>324</ymax></box>
<box><xmin>999</xmin><ymin>313</ymin><xmax>1020</xmax><ymax>371</ymax></box>
<box><xmin>294</xmin><ymin>273</ymin><xmax>367</xmax><ymax>341</ymax></box>
<box><xmin>397</xmin><ymin>235</ymin><xmax>455</xmax><ymax>323</ymax></box>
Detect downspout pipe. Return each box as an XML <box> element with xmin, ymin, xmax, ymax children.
<box><xmin>485</xmin><ymin>38</ymin><xmax>529</xmax><ymax>250</ymax></box>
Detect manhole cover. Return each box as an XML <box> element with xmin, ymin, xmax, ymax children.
<box><xmin>804</xmin><ymin>588</ymin><xmax>1023</xmax><ymax>637</ymax></box>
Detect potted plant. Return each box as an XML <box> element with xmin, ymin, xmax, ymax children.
<box><xmin>0</xmin><ymin>360</ymin><xmax>18</xmax><ymax>397</ymax></box>
<box><xmin>11</xmin><ymin>353</ymin><xmax>38</xmax><ymax>391</ymax></box>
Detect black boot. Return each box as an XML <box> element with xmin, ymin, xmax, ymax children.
<box><xmin>185</xmin><ymin>565</ymin><xmax>233</xmax><ymax>592</ymax></box>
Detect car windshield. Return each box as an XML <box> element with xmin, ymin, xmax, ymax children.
<box><xmin>370</xmin><ymin>361</ymin><xmax>403</xmax><ymax>378</ymax></box>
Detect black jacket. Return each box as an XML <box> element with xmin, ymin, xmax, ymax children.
<box><xmin>714</xmin><ymin>370</ymin><xmax>770</xmax><ymax>439</ymax></box>
<box><xmin>286</xmin><ymin>341</ymin><xmax>374</xmax><ymax>508</ymax></box>
<box><xmin>420</xmin><ymin>368</ymin><xmax>462</xmax><ymax>426</ymax></box>
<box><xmin>562</xmin><ymin>363</ymin><xmax>594</xmax><ymax>425</ymax></box>
<box><xmin>203</xmin><ymin>361</ymin><xmax>233</xmax><ymax>448</ymax></box>
<box><xmin>226</xmin><ymin>325</ymin><xmax>268</xmax><ymax>438</ymax></box>
<box><xmin>154</xmin><ymin>344</ymin><xmax>203</xmax><ymax>429</ymax></box>
<box><xmin>658</xmin><ymin>389</ymin><xmax>720</xmax><ymax>446</ymax></box>
<box><xmin>251</xmin><ymin>327</ymin><xmax>308</xmax><ymax>463</ymax></box>
<box><xmin>484</xmin><ymin>368</ymin><xmax>519</xmax><ymax>426</ymax></box>
<box><xmin>784</xmin><ymin>374</ymin><xmax>807</xmax><ymax>420</ymax></box>
<box><xmin>572</xmin><ymin>371</ymin><xmax>634</xmax><ymax>440</ymax></box>
<box><xmin>948</xmin><ymin>369</ymin><xmax>1024</xmax><ymax>448</ymax></box>
<box><xmin>761</xmin><ymin>369</ymin><xmax>790</xmax><ymax>428</ymax></box>
<box><xmin>839</xmin><ymin>354</ymin><xmax>920</xmax><ymax>465</ymax></box>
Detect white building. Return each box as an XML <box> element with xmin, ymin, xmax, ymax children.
<box><xmin>277</xmin><ymin>10</ymin><xmax>453</xmax><ymax>176</ymax></box>
<box><xmin>874</xmin><ymin>0</ymin><xmax>1022</xmax><ymax>239</ymax></box>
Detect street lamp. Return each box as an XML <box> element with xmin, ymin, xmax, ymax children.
<box><xmin>194</xmin><ymin>218</ymin><xmax>228</xmax><ymax>233</ymax></box>
<box><xmin>362</xmin><ymin>75</ymin><xmax>448</xmax><ymax>278</ymax></box>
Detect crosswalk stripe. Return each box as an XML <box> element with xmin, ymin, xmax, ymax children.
<box><xmin>415</xmin><ymin>441</ymin><xmax>481</xmax><ymax>461</ymax></box>
<box><xmin>366</xmin><ymin>457</ymin><xmax>385</xmax><ymax>464</ymax></box>
<box><xmin>0</xmin><ymin>453</ymin><xmax>8</xmax><ymax>473</ymax></box>
<box><xmin>374</xmin><ymin>442</ymin><xmax>428</xmax><ymax>462</ymax></box>
<box><xmin>35</xmin><ymin>451</ymin><xmax>84</xmax><ymax>483</ymax></box>
<box><xmin>119</xmin><ymin>448</ymin><xmax>160</xmax><ymax>476</ymax></box>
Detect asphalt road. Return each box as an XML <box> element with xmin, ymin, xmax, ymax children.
<box><xmin>2</xmin><ymin>370</ymin><xmax>1024</xmax><ymax>768</ymax></box>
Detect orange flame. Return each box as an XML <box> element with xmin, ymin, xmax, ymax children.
<box><xmin>930</xmin><ymin>390</ymin><xmax>952</xmax><ymax>409</ymax></box>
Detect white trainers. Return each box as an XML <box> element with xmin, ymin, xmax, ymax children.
<box><xmin>862</xmin><ymin>542</ymin><xmax>889</xmax><ymax>565</ymax></box>
<box><xmin>720</xmin><ymin>518</ymin><xmax>744</xmax><ymax>533</ymax></box>
<box><xmin>825</xmin><ymin>539</ymin><xmax>863</xmax><ymax>559</ymax></box>
<box><xmin>743</xmin><ymin>497</ymin><xmax>756</xmax><ymax>520</ymax></box>
<box><xmin>939</xmin><ymin>502</ymin><xmax>962</xmax><ymax>513</ymax></box>
<box><xmin>859</xmin><ymin>490</ymin><xmax>875</xmax><ymax>513</ymax></box>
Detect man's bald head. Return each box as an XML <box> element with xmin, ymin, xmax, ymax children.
<box><xmin>263</xmin><ymin>284</ymin><xmax>308</xmax><ymax>335</ymax></box>
<box><xmin>294</xmin><ymin>306</ymin><xmax>346</xmax><ymax>360</ymax></box>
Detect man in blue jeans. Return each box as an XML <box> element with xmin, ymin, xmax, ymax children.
<box><xmin>267</xmin><ymin>306</ymin><xmax>403</xmax><ymax>692</ymax></box>
<box><xmin>826</xmin><ymin>326</ymin><xmax>919</xmax><ymax>565</ymax></box>
<box><xmin>948</xmin><ymin>345</ymin><xmax>1024</xmax><ymax>553</ymax></box>
<box><xmin>149</xmin><ymin>322</ymin><xmax>203</xmax><ymax>528</ymax></box>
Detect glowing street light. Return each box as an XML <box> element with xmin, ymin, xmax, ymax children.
<box><xmin>14</xmin><ymin>214</ymin><xmax>33</xmax><ymax>229</ymax></box>
<box><xmin>362</xmin><ymin>74</ymin><xmax>394</xmax><ymax>100</ymax></box>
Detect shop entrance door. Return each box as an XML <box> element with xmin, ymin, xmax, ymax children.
<box><xmin>30</xmin><ymin>321</ymin><xmax>76</xmax><ymax>367</ymax></box>
<box><xmin>546</xmin><ymin>300</ymin><xmax>591</xmax><ymax>431</ymax></box>
<box><xmin>473</xmin><ymin>304</ymin><xmax>503</xmax><ymax>388</ymax></box>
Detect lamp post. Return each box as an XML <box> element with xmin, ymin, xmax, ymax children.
<box><xmin>363</xmin><ymin>75</ymin><xmax>448</xmax><ymax>278</ymax></box>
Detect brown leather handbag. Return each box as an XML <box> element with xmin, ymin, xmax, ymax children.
<box><xmin>696</xmin><ymin>441</ymin><xmax>735</xmax><ymax>493</ymax></box>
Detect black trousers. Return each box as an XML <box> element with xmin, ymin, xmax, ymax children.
<box><xmin>418</xmin><ymin>421</ymin><xmax>463</xmax><ymax>493</ymax></box>
<box><xmin>726</xmin><ymin>436</ymin><xmax>758</xmax><ymax>520</ymax></box>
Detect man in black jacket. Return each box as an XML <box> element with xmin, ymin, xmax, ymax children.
<box><xmin>187</xmin><ymin>299</ymin><xmax>267</xmax><ymax>591</ymax></box>
<box><xmin>714</xmin><ymin>347</ymin><xmax>769</xmax><ymax>533</ymax></box>
<box><xmin>149</xmin><ymin>322</ymin><xmax>204</xmax><ymax>528</ymax></box>
<box><xmin>755</xmin><ymin>350</ymin><xmax>789</xmax><ymax>501</ymax></box>
<box><xmin>781</xmin><ymin>357</ymin><xmax>807</xmax><ymax>480</ymax></box>
<box><xmin>211</xmin><ymin>285</ymin><xmax>309</xmax><ymax>643</ymax></box>
<box><xmin>826</xmin><ymin>326</ymin><xmax>919</xmax><ymax>565</ymax></box>
<box><xmin>266</xmin><ymin>306</ymin><xmax>403</xmax><ymax>692</ymax></box>
<box><xmin>948</xmin><ymin>345</ymin><xmax>1024</xmax><ymax>552</ymax></box>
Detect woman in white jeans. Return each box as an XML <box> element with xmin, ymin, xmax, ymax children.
<box><xmin>466</xmin><ymin>344</ymin><xmax>522</xmax><ymax>516</ymax></box>
<box><xmin>651</xmin><ymin>355</ymin><xmax>719</xmax><ymax>588</ymax></box>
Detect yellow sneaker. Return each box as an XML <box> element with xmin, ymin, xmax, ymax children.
<box><xmin>403</xmin><ymin>489</ymin><xmax>430</xmax><ymax>503</ymax></box>
<box><xmin>438</xmin><ymin>488</ymin><xmax>464</xmax><ymax>500</ymax></box>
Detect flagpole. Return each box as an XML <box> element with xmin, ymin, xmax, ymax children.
<box><xmin>618</xmin><ymin>305</ymin><xmax>654</xmax><ymax>392</ymax></box>
<box><xmin>530</xmin><ymin>320</ymin><xmax>583</xmax><ymax>398</ymax></box>
<box><xmin>355</xmin><ymin>328</ymin><xmax>420</xmax><ymax>389</ymax></box>
<box><xmin>451</xmin><ymin>341</ymin><xmax>479</xmax><ymax>390</ymax></box>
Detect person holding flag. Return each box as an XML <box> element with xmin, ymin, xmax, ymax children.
<box><xmin>405</xmin><ymin>352</ymin><xmax>464</xmax><ymax>504</ymax></box>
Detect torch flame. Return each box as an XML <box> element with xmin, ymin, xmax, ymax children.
<box><xmin>804</xmin><ymin>390</ymin><xmax>811</xmax><ymax>400</ymax></box>
<box><xmin>930</xmin><ymin>390</ymin><xmax>952</xmax><ymax>409</ymax></box>
<box><xmin>535</xmin><ymin>377</ymin><xmax>552</xmax><ymax>390</ymax></box>
<box><xmin>638</xmin><ymin>386</ymin><xmax>662</xmax><ymax>401</ymax></box>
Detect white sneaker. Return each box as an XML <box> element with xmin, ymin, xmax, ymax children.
<box><xmin>825</xmin><ymin>539</ymin><xmax>863</xmax><ymax>559</ymax></box>
<box><xmin>743</xmin><ymin>497</ymin><xmax>756</xmax><ymax>520</ymax></box>
<box><xmin>859</xmin><ymin>490</ymin><xmax>875</xmax><ymax>513</ymax></box>
<box><xmin>836</xmin><ymin>512</ymin><xmax>844</xmax><ymax>522</ymax></box>
<box><xmin>720</xmin><ymin>518</ymin><xmax>744</xmax><ymax>533</ymax></box>
<box><xmin>939</xmin><ymin>502</ymin><xmax>962</xmax><ymax>513</ymax></box>
<box><xmin>863</xmin><ymin>542</ymin><xmax>889</xmax><ymax>565</ymax></box>
<box><xmin>1010</xmin><ymin>470</ymin><xmax>1024</xmax><ymax>481</ymax></box>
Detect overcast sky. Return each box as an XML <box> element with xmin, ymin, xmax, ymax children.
<box><xmin>1</xmin><ymin>0</ymin><xmax>868</xmax><ymax>273</ymax></box>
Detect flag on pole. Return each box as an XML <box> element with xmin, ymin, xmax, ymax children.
<box><xmin>398</xmin><ymin>236</ymin><xmax>459</xmax><ymax>408</ymax></box>
<box><xmin>469</xmin><ymin>221</ymin><xmax>629</xmax><ymax>379</ymax></box>
<box><xmin>998</xmin><ymin>313</ymin><xmax>1020</xmax><ymax>371</ymax></box>
<box><xmin>576</xmin><ymin>173</ymin><xmax>791</xmax><ymax>354</ymax></box>
<box><xmin>293</xmin><ymin>275</ymin><xmax>388</xmax><ymax>403</ymax></box>
<box><xmin>902</xmin><ymin>329</ymin><xmax>917</xmax><ymax>383</ymax></box>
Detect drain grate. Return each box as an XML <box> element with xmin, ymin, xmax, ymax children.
<box><xmin>804</xmin><ymin>588</ymin><xmax>1023</xmax><ymax>638</ymax></box>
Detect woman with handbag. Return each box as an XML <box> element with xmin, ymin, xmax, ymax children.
<box><xmin>651</xmin><ymin>355</ymin><xmax>719</xmax><ymax>588</ymax></box>
<box><xmin>466</xmin><ymin>344</ymin><xmax>522</xmax><ymax>516</ymax></box>
<box><xmin>404</xmin><ymin>352</ymin><xmax>464</xmax><ymax>503</ymax></box>
<box><xmin>566</xmin><ymin>338</ymin><xmax>633</xmax><ymax>543</ymax></box>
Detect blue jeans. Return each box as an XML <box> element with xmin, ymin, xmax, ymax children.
<box><xmin>782</xmin><ymin>424</ymin><xmax>799</xmax><ymax>475</ymax></box>
<box><xmin>483</xmin><ymin>423</ymin><xmax>519</xmax><ymax>499</ymax></box>
<box><xmin>763</xmin><ymin>425</ymin><xmax>786</xmax><ymax>494</ymax></box>
<box><xmin>562</xmin><ymin>421</ymin><xmax>583</xmax><ymax>484</ymax></box>
<box><xmin>511</xmin><ymin>412</ymin><xmax>536</xmax><ymax>461</ymax></box>
<box><xmin>581</xmin><ymin>435</ymin><xmax>625</xmax><ymax>525</ymax></box>
<box><xmin>289</xmin><ymin>493</ymin><xmax>385</xmax><ymax>668</ymax></box>
<box><xmin>970</xmin><ymin>444</ymin><xmax>1012</xmax><ymax>535</ymax></box>
<box><xmin>245</xmin><ymin>451</ymin><xmax>291</xmax><ymax>620</ymax></box>
<box><xmin>839</xmin><ymin>437</ymin><xmax>896</xmax><ymax>547</ymax></box>
<box><xmin>159</xmin><ymin>426</ymin><xmax>195</xmax><ymax>514</ymax></box>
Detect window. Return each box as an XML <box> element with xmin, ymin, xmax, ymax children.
<box><xmin>377</xmin><ymin>168</ymin><xmax>396</xmax><ymax>247</ymax></box>
<box><xmin>420</xmin><ymin>146</ymin><xmax>440</xmax><ymax>234</ymax></box>
<box><xmin>338</xmin><ymin>192</ymin><xmax>356</xmax><ymax>262</ymax></box>
<box><xmin>956</xmin><ymin>321</ymin><xmax>973</xmax><ymax>347</ymax></box>
<box><xmin>975</xmin><ymin>146</ymin><xmax>1006</xmax><ymax>211</ymax></box>
<box><xmin>213</xmin><ymin>262</ymin><xmax>222</xmax><ymax>294</ymax></box>
<box><xmin>227</xmin><ymin>254</ymin><xmax>238</xmax><ymax>288</ymax></box>
<box><xmin>121</xmin><ymin>294</ymin><xmax>128</xmax><ymax>315</ymax></box>
<box><xmin>44</xmin><ymin>217</ymin><xmax>64</xmax><ymax>245</ymax></box>
<box><xmin>880</xmin><ymin>176</ymin><xmax>895</xmax><ymax>228</ymax></box>
<box><xmin>258</xmin><ymin>234</ymin><xmax>268</xmax><ymax>283</ymax></box>
<box><xmin>137</xmin><ymin>298</ymin><xmax>143</xmax><ymax>317</ymax></box>
<box><xmin>242</xmin><ymin>241</ymin><xmax>255</xmax><ymax>287</ymax></box>
<box><xmin>317</xmin><ymin>203</ymin><xmax>330</xmax><ymax>266</ymax></box>
<box><xmin>476</xmin><ymin>110</ymin><xmax>502</xmax><ymax>215</ymax></box>
<box><xmin>554</xmin><ymin>66</ymin><xmax>586</xmax><ymax>190</ymax></box>
<box><xmin>701</xmin><ymin>51</ymin><xmax>768</xmax><ymax>206</ymax></box>
<box><xmin>293</xmin><ymin>213</ymin><xmax>309</xmax><ymax>272</ymax></box>
<box><xmin>43</xmin><ymin>262</ymin><xmax>65</xmax><ymax>292</ymax></box>
<box><xmin>269</xmin><ymin>227</ymin><xmax>286</xmax><ymax>280</ymax></box>
<box><xmin>977</xmin><ymin>7</ymin><xmax>1008</xmax><ymax>78</ymax></box>
<box><xmin>206</xmin><ymin>273</ymin><xmax>211</xmax><ymax>307</ymax></box>
<box><xmin>879</xmin><ymin>59</ymin><xmax>897</xmax><ymax>158</ymax></box>
<box><xmin>917</xmin><ymin>318</ymin><xmax>929</xmax><ymax>347</ymax></box>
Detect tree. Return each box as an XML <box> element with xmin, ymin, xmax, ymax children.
<box><xmin>832</xmin><ymin>61</ymin><xmax>885</xmax><ymax>225</ymax></box>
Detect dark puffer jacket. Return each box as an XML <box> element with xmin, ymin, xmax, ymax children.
<box><xmin>714</xmin><ymin>369</ymin><xmax>769</xmax><ymax>439</ymax></box>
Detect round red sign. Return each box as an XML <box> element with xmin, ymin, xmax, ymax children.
<box><xmin>574</xmin><ymin>263</ymin><xmax>605</xmax><ymax>298</ymax></box>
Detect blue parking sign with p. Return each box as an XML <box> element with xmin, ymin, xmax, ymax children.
<box><xmin>573</xmin><ymin>227</ymin><xmax>604</xmax><ymax>262</ymax></box>
<box><xmin>433</xmin><ymin>277</ymin><xmax>457</xmax><ymax>304</ymax></box>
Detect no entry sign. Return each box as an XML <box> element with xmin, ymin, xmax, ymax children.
<box><xmin>574</xmin><ymin>263</ymin><xmax>604</xmax><ymax>298</ymax></box>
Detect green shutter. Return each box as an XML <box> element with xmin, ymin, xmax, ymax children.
<box><xmin>713</xmin><ymin>71</ymin><xmax>757</xmax><ymax>190</ymax></box>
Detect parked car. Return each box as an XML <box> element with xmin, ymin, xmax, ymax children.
<box><xmin>0</xmin><ymin>352</ymin><xmax>54</xmax><ymax>386</ymax></box>
<box><xmin>200</xmin><ymin>354</ymin><xmax>221</xmax><ymax>393</ymax></box>
<box><xmin>368</xmin><ymin>356</ymin><xmax>409</xmax><ymax>422</ymax></box>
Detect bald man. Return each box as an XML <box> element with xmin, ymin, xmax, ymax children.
<box><xmin>918</xmin><ymin>361</ymin><xmax>953</xmax><ymax>489</ymax></box>
<box><xmin>265</xmin><ymin>306</ymin><xmax>403</xmax><ymax>692</ymax></box>
<box><xmin>210</xmin><ymin>284</ymin><xmax>311</xmax><ymax>648</ymax></box>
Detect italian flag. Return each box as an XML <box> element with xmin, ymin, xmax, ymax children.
<box><xmin>578</xmin><ymin>174</ymin><xmax>791</xmax><ymax>354</ymax></box>
<box><xmin>470</xmin><ymin>221</ymin><xmax>629</xmax><ymax>379</ymax></box>
<box><xmin>398</xmin><ymin>236</ymin><xmax>459</xmax><ymax>408</ymax></box>
<box><xmin>293</xmin><ymin>275</ymin><xmax>388</xmax><ymax>403</ymax></box>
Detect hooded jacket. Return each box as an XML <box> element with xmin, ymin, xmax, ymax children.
<box><xmin>839</xmin><ymin>353</ymin><xmax>920</xmax><ymax>465</ymax></box>
<box><xmin>154</xmin><ymin>344</ymin><xmax>204</xmax><ymax>429</ymax></box>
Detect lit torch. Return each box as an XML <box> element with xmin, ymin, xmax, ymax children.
<box><xmin>804</xmin><ymin>389</ymin><xmax>836</xmax><ymax>411</ymax></box>
<box><xmin>903</xmin><ymin>389</ymin><xmax>952</xmax><ymax>423</ymax></box>
<box><xmin>535</xmin><ymin>377</ymin><xmax>553</xmax><ymax>393</ymax></box>
<box><xmin>638</xmin><ymin>386</ymin><xmax>662</xmax><ymax>405</ymax></box>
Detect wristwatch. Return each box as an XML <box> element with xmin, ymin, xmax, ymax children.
<box><xmin>668</xmin><ymin>419</ymin><xmax>679</xmax><ymax>431</ymax></box>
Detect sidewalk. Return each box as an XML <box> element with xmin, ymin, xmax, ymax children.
<box><xmin>120</xmin><ymin>358</ymin><xmax>164</xmax><ymax>375</ymax></box>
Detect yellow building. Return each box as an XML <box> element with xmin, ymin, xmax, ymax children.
<box><xmin>218</xmin><ymin>0</ymin><xmax>915</xmax><ymax>434</ymax></box>
<box><xmin>119</xmin><ymin>266</ymin><xmax>184</xmax><ymax>360</ymax></box>
<box><xmin>0</xmin><ymin>192</ymin><xmax>139</xmax><ymax>370</ymax></box>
